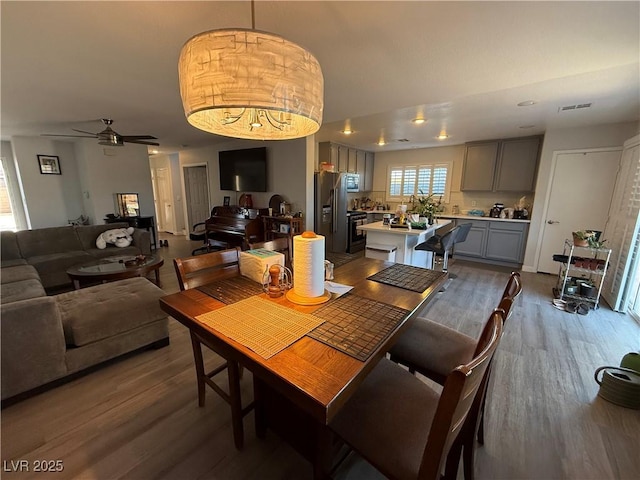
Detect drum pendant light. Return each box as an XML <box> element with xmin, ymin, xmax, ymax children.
<box><xmin>178</xmin><ymin>1</ymin><xmax>324</xmax><ymax>141</ymax></box>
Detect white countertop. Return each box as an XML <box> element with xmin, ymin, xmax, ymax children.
<box><xmin>357</xmin><ymin>219</ymin><xmax>451</xmax><ymax>235</ymax></box>
<box><xmin>354</xmin><ymin>210</ymin><xmax>530</xmax><ymax>223</ymax></box>
<box><xmin>439</xmin><ymin>214</ymin><xmax>531</xmax><ymax>224</ymax></box>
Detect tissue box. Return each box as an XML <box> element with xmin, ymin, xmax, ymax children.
<box><xmin>240</xmin><ymin>249</ymin><xmax>285</xmax><ymax>284</ymax></box>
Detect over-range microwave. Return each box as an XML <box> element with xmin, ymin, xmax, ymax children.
<box><xmin>346</xmin><ymin>173</ymin><xmax>360</xmax><ymax>192</ymax></box>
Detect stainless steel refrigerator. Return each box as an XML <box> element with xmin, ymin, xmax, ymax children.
<box><xmin>314</xmin><ymin>171</ymin><xmax>348</xmax><ymax>253</ymax></box>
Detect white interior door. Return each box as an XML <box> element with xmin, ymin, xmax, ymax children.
<box><xmin>537</xmin><ymin>149</ymin><xmax>621</xmax><ymax>273</ymax></box>
<box><xmin>155</xmin><ymin>167</ymin><xmax>176</xmax><ymax>233</ymax></box>
<box><xmin>184</xmin><ymin>165</ymin><xmax>210</xmax><ymax>230</ymax></box>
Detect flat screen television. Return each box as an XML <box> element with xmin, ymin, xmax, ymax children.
<box><xmin>218</xmin><ymin>147</ymin><xmax>267</xmax><ymax>192</ymax></box>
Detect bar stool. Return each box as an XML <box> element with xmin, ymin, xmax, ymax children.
<box><xmin>415</xmin><ymin>225</ymin><xmax>461</xmax><ymax>272</ymax></box>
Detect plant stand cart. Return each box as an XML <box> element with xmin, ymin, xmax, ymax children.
<box><xmin>553</xmin><ymin>239</ymin><xmax>611</xmax><ymax>309</ymax></box>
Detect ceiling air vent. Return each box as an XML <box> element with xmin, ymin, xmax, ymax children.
<box><xmin>558</xmin><ymin>103</ymin><xmax>592</xmax><ymax>112</ymax></box>
<box><xmin>395</xmin><ymin>138</ymin><xmax>410</xmax><ymax>142</ymax></box>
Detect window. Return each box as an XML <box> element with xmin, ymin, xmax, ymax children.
<box><xmin>387</xmin><ymin>163</ymin><xmax>451</xmax><ymax>202</ymax></box>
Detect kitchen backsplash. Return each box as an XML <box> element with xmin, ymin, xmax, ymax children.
<box><xmin>350</xmin><ymin>190</ymin><xmax>534</xmax><ymax>216</ymax></box>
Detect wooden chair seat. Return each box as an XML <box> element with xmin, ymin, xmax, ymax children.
<box><xmin>331</xmin><ymin>310</ymin><xmax>504</xmax><ymax>480</ymax></box>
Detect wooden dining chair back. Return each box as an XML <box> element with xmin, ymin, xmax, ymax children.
<box><xmin>330</xmin><ymin>310</ymin><xmax>504</xmax><ymax>480</ymax></box>
<box><xmin>248</xmin><ymin>237</ymin><xmax>291</xmax><ymax>269</ymax></box>
<box><xmin>173</xmin><ymin>247</ymin><xmax>241</xmax><ymax>290</ymax></box>
<box><xmin>421</xmin><ymin>310</ymin><xmax>504</xmax><ymax>479</ymax></box>
<box><xmin>172</xmin><ymin>246</ymin><xmax>251</xmax><ymax>450</ymax></box>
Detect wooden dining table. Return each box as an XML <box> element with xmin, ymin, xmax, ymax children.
<box><xmin>159</xmin><ymin>257</ymin><xmax>447</xmax><ymax>478</ymax></box>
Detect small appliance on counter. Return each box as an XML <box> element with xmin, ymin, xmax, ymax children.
<box><xmin>489</xmin><ymin>203</ymin><xmax>504</xmax><ymax>218</ymax></box>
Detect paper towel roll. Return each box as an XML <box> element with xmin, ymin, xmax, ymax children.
<box><xmin>293</xmin><ymin>233</ymin><xmax>325</xmax><ymax>298</ymax></box>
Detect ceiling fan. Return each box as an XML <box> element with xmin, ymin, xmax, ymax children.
<box><xmin>42</xmin><ymin>118</ymin><xmax>159</xmax><ymax>146</ymax></box>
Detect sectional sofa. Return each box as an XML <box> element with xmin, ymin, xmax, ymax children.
<box><xmin>1</xmin><ymin>223</ymin><xmax>169</xmax><ymax>402</ymax></box>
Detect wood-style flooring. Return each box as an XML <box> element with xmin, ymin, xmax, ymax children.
<box><xmin>2</xmin><ymin>232</ymin><xmax>639</xmax><ymax>479</ymax></box>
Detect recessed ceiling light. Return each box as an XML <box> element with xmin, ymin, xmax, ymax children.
<box><xmin>342</xmin><ymin>128</ymin><xmax>353</xmax><ymax>135</ymax></box>
<box><xmin>412</xmin><ymin>118</ymin><xmax>426</xmax><ymax>124</ymax></box>
<box><xmin>377</xmin><ymin>140</ymin><xmax>387</xmax><ymax>146</ymax></box>
<box><xmin>436</xmin><ymin>134</ymin><xmax>449</xmax><ymax>140</ymax></box>
<box><xmin>517</xmin><ymin>100</ymin><xmax>537</xmax><ymax>107</ymax></box>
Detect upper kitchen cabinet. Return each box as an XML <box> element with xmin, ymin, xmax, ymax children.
<box><xmin>495</xmin><ymin>136</ymin><xmax>541</xmax><ymax>191</ymax></box>
<box><xmin>461</xmin><ymin>135</ymin><xmax>542</xmax><ymax>192</ymax></box>
<box><xmin>461</xmin><ymin>141</ymin><xmax>499</xmax><ymax>191</ymax></box>
<box><xmin>318</xmin><ymin>142</ymin><xmax>375</xmax><ymax>189</ymax></box>
<box><xmin>363</xmin><ymin>151</ymin><xmax>374</xmax><ymax>191</ymax></box>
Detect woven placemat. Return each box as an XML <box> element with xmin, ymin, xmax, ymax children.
<box><xmin>308</xmin><ymin>293</ymin><xmax>409</xmax><ymax>361</ymax></box>
<box><xmin>367</xmin><ymin>263</ymin><xmax>445</xmax><ymax>293</ymax></box>
<box><xmin>196</xmin><ymin>296</ymin><xmax>325</xmax><ymax>359</ymax></box>
<box><xmin>197</xmin><ymin>276</ymin><xmax>264</xmax><ymax>304</ymax></box>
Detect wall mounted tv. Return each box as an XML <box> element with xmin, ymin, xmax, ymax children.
<box><xmin>218</xmin><ymin>147</ymin><xmax>267</xmax><ymax>192</ymax></box>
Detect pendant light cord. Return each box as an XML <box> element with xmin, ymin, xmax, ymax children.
<box><xmin>251</xmin><ymin>0</ymin><xmax>255</xmax><ymax>30</ymax></box>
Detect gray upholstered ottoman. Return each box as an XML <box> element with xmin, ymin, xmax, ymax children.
<box><xmin>56</xmin><ymin>277</ymin><xmax>170</xmax><ymax>373</ymax></box>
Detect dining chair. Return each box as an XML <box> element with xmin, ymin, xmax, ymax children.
<box><xmin>173</xmin><ymin>247</ymin><xmax>252</xmax><ymax>449</ymax></box>
<box><xmin>330</xmin><ymin>309</ymin><xmax>504</xmax><ymax>480</ymax></box>
<box><xmin>248</xmin><ymin>237</ymin><xmax>292</xmax><ymax>270</ymax></box>
<box><xmin>388</xmin><ymin>271</ymin><xmax>522</xmax><ymax>479</ymax></box>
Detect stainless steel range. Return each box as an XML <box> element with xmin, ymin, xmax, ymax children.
<box><xmin>347</xmin><ymin>211</ymin><xmax>367</xmax><ymax>253</ymax></box>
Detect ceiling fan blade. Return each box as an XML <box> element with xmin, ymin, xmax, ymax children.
<box><xmin>123</xmin><ymin>139</ymin><xmax>160</xmax><ymax>146</ymax></box>
<box><xmin>42</xmin><ymin>134</ymin><xmax>97</xmax><ymax>138</ymax></box>
<box><xmin>121</xmin><ymin>135</ymin><xmax>158</xmax><ymax>140</ymax></box>
<box><xmin>72</xmin><ymin>128</ymin><xmax>99</xmax><ymax>136</ymax></box>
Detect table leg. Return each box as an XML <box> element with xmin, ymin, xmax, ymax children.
<box><xmin>73</xmin><ymin>279</ymin><xmax>80</xmax><ymax>290</ymax></box>
<box><xmin>253</xmin><ymin>377</ymin><xmax>267</xmax><ymax>439</ymax></box>
<box><xmin>313</xmin><ymin>425</ymin><xmax>334</xmax><ymax>480</ymax></box>
<box><xmin>154</xmin><ymin>268</ymin><xmax>161</xmax><ymax>287</ymax></box>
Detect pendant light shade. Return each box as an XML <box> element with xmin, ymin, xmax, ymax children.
<box><xmin>178</xmin><ymin>28</ymin><xmax>324</xmax><ymax>140</ymax></box>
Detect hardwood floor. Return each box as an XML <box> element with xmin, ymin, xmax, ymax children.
<box><xmin>2</xmin><ymin>232</ymin><xmax>639</xmax><ymax>479</ymax></box>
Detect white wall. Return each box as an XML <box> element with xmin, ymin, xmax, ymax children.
<box><xmin>178</xmin><ymin>138</ymin><xmax>308</xmax><ymax>230</ymax></box>
<box><xmin>523</xmin><ymin>121</ymin><xmax>640</xmax><ymax>271</ymax></box>
<box><xmin>8</xmin><ymin>136</ymin><xmax>154</xmax><ymax>229</ymax></box>
<box><xmin>10</xmin><ymin>136</ymin><xmax>84</xmax><ymax>228</ymax></box>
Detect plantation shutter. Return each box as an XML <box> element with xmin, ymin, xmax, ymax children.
<box><xmin>601</xmin><ymin>135</ymin><xmax>640</xmax><ymax>311</ymax></box>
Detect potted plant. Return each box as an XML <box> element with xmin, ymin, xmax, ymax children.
<box><xmin>413</xmin><ymin>191</ymin><xmax>441</xmax><ymax>225</ymax></box>
<box><xmin>572</xmin><ymin>230</ymin><xmax>595</xmax><ymax>247</ymax></box>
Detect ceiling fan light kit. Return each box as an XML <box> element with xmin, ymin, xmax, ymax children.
<box><xmin>178</xmin><ymin>27</ymin><xmax>324</xmax><ymax>141</ymax></box>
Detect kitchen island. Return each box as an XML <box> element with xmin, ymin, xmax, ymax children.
<box><xmin>358</xmin><ymin>219</ymin><xmax>452</xmax><ymax>267</ymax></box>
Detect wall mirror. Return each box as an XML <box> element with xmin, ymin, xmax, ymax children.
<box><xmin>114</xmin><ymin>193</ymin><xmax>140</xmax><ymax>217</ymax></box>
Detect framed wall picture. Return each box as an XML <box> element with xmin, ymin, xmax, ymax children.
<box><xmin>37</xmin><ymin>155</ymin><xmax>61</xmax><ymax>175</ymax></box>
<box><xmin>223</xmin><ymin>196</ymin><xmax>231</xmax><ymax>206</ymax></box>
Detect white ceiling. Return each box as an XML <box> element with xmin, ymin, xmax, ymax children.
<box><xmin>1</xmin><ymin>1</ymin><xmax>639</xmax><ymax>154</ymax></box>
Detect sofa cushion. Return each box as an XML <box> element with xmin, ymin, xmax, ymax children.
<box><xmin>26</xmin><ymin>251</ymin><xmax>93</xmax><ymax>289</ymax></box>
<box><xmin>1</xmin><ymin>279</ymin><xmax>46</xmax><ymax>304</ymax></box>
<box><xmin>0</xmin><ymin>230</ymin><xmax>23</xmax><ymax>262</ymax></box>
<box><xmin>1</xmin><ymin>296</ymin><xmax>67</xmax><ymax>400</ymax></box>
<box><xmin>74</xmin><ymin>223</ymin><xmax>130</xmax><ymax>251</ymax></box>
<box><xmin>1</xmin><ymin>265</ymin><xmax>40</xmax><ymax>284</ymax></box>
<box><xmin>56</xmin><ymin>277</ymin><xmax>168</xmax><ymax>347</ymax></box>
<box><xmin>1</xmin><ymin>259</ymin><xmax>28</xmax><ymax>268</ymax></box>
<box><xmin>16</xmin><ymin>226</ymin><xmax>83</xmax><ymax>257</ymax></box>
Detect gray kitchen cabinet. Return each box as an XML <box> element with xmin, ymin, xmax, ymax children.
<box><xmin>364</xmin><ymin>151</ymin><xmax>374</xmax><ymax>191</ymax></box>
<box><xmin>319</xmin><ymin>142</ymin><xmax>375</xmax><ymax>181</ymax></box>
<box><xmin>452</xmin><ymin>220</ymin><xmax>488</xmax><ymax>257</ymax></box>
<box><xmin>495</xmin><ymin>136</ymin><xmax>541</xmax><ymax>191</ymax></box>
<box><xmin>485</xmin><ymin>221</ymin><xmax>527</xmax><ymax>263</ymax></box>
<box><xmin>348</xmin><ymin>148</ymin><xmax>357</xmax><ymax>173</ymax></box>
<box><xmin>356</xmin><ymin>150</ymin><xmax>366</xmax><ymax>178</ymax></box>
<box><xmin>461</xmin><ymin>135</ymin><xmax>541</xmax><ymax>192</ymax></box>
<box><xmin>338</xmin><ymin>145</ymin><xmax>349</xmax><ymax>172</ymax></box>
<box><xmin>461</xmin><ymin>141</ymin><xmax>499</xmax><ymax>191</ymax></box>
<box><xmin>448</xmin><ymin>218</ymin><xmax>529</xmax><ymax>267</ymax></box>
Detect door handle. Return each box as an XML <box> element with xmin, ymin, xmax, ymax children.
<box><xmin>547</xmin><ymin>220</ymin><xmax>560</xmax><ymax>224</ymax></box>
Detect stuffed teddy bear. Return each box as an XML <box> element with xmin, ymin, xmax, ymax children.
<box><xmin>96</xmin><ymin>227</ymin><xmax>135</xmax><ymax>249</ymax></box>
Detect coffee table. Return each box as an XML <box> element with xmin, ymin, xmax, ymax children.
<box><xmin>67</xmin><ymin>254</ymin><xmax>164</xmax><ymax>290</ymax></box>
